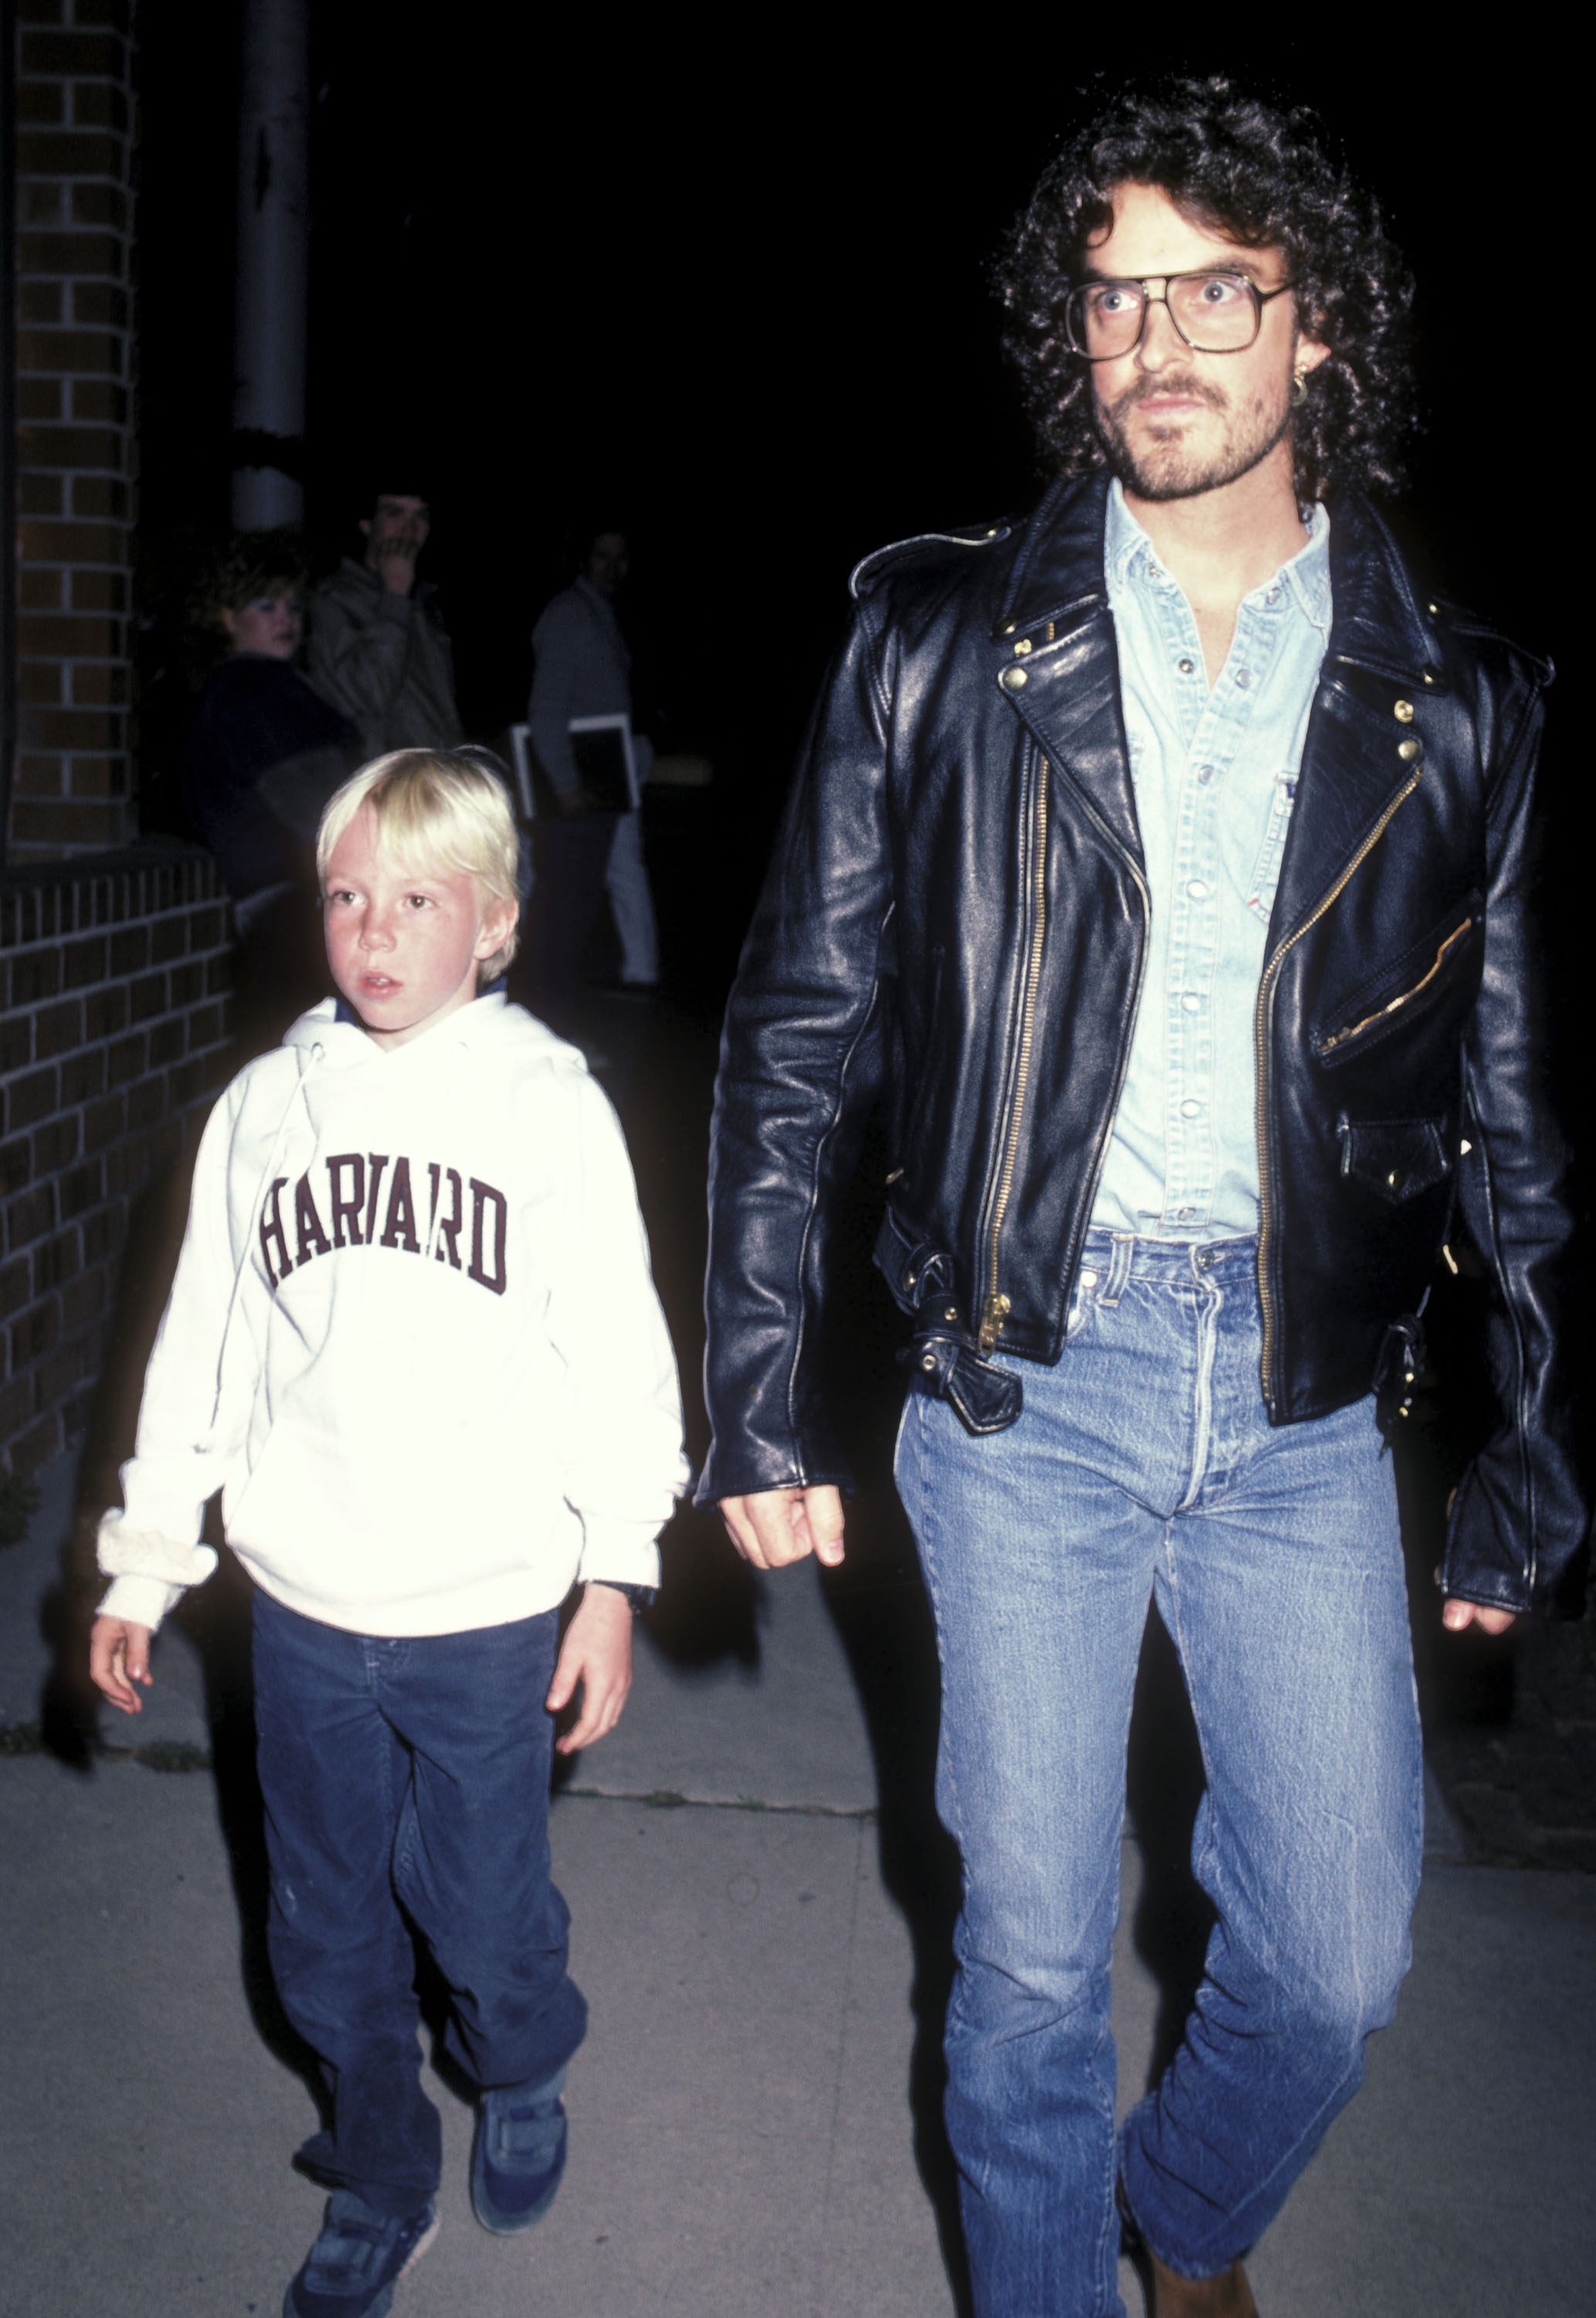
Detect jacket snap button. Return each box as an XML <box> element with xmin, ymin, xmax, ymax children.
<box><xmin>1014</xmin><ymin>637</ymin><xmax>1033</xmax><ymax>657</ymax></box>
<box><xmin>1397</xmin><ymin>737</ymin><xmax>1421</xmax><ymax>762</ymax></box>
<box><xmin>944</xmin><ymin>1306</ymin><xmax>958</xmax><ymax>1323</ymax></box>
<box><xmin>1394</xmin><ymin>698</ymin><xmax>1414</xmax><ymax>722</ymax></box>
<box><xmin>1000</xmin><ymin>664</ymin><xmax>1027</xmax><ymax>691</ymax></box>
<box><xmin>1387</xmin><ymin>1167</ymin><xmax>1408</xmax><ymax>1193</ymax></box>
<box><xmin>905</xmin><ymin>1270</ymin><xmax>916</xmax><ymax>1288</ymax></box>
<box><xmin>921</xmin><ymin>1353</ymin><xmax>937</xmax><ymax>1372</ymax></box>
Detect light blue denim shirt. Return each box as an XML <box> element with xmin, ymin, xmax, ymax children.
<box><xmin>1091</xmin><ymin>479</ymin><xmax>1332</xmax><ymax>1242</ymax></box>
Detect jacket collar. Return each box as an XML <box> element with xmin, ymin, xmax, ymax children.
<box><xmin>990</xmin><ymin>474</ymin><xmax>1445</xmax><ymax>889</ymax></box>
<box><xmin>994</xmin><ymin>471</ymin><xmax>1439</xmax><ymax>668</ymax></box>
<box><xmin>994</xmin><ymin>472</ymin><xmax>1113</xmax><ymax>638</ymax></box>
<box><xmin>1322</xmin><ymin>491</ymin><xmax>1444</xmax><ymax>680</ymax></box>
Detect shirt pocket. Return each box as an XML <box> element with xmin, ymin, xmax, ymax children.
<box><xmin>1245</xmin><ymin>770</ymin><xmax>1299</xmax><ymax>923</ymax></box>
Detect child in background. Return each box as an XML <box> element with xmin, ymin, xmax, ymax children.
<box><xmin>90</xmin><ymin>750</ymin><xmax>686</xmax><ymax>2318</ymax></box>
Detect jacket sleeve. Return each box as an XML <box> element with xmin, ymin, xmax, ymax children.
<box><xmin>1442</xmin><ymin>663</ymin><xmax>1591</xmax><ymax>1617</ymax></box>
<box><xmin>307</xmin><ymin>576</ymin><xmax>416</xmax><ymax>736</ymax></box>
<box><xmin>541</xmin><ymin>1073</ymin><xmax>688</xmax><ymax>1586</ymax></box>
<box><xmin>95</xmin><ymin>1089</ymin><xmax>254</xmax><ymax>1630</ymax></box>
<box><xmin>697</xmin><ymin>602</ymin><xmax>895</xmax><ymax>1504</ymax></box>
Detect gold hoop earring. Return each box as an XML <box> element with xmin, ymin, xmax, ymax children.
<box><xmin>1291</xmin><ymin>372</ymin><xmax>1308</xmax><ymax>408</ymax></box>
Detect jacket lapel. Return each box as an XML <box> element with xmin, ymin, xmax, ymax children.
<box><xmin>993</xmin><ymin>475</ymin><xmax>1143</xmax><ymax>869</ymax></box>
<box><xmin>1268</xmin><ymin>495</ymin><xmax>1445</xmax><ymax>947</ymax></box>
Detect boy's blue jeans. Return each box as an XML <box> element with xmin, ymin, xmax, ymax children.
<box><xmin>252</xmin><ymin>1593</ymin><xmax>587</xmax><ymax>2219</ymax></box>
<box><xmin>895</xmin><ymin>1230</ymin><xmax>1423</xmax><ymax>2318</ymax></box>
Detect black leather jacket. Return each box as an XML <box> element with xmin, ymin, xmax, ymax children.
<box><xmin>702</xmin><ymin>474</ymin><xmax>1587</xmax><ymax>1619</ymax></box>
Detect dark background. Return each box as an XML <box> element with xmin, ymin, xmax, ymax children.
<box><xmin>134</xmin><ymin>15</ymin><xmax>1569</xmax><ymax>883</ymax></box>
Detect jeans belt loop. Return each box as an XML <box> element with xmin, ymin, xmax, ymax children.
<box><xmin>1100</xmin><ymin>1234</ymin><xmax>1134</xmax><ymax>1306</ymax></box>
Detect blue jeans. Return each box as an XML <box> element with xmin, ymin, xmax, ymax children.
<box><xmin>252</xmin><ymin>1592</ymin><xmax>588</xmax><ymax>2218</ymax></box>
<box><xmin>895</xmin><ymin>1231</ymin><xmax>1422</xmax><ymax>2318</ymax></box>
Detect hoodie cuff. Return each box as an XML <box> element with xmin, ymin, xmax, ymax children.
<box><xmin>97</xmin><ymin>1573</ymin><xmax>185</xmax><ymax>1633</ymax></box>
<box><xmin>575</xmin><ymin>1516</ymin><xmax>663</xmax><ymax>1593</ymax></box>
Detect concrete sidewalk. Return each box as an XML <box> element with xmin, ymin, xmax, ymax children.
<box><xmin>2</xmin><ymin>1448</ymin><xmax>1594</xmax><ymax>2316</ymax></box>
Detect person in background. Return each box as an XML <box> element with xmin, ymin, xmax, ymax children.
<box><xmin>525</xmin><ymin>529</ymin><xmax>660</xmax><ymax>1025</ymax></box>
<box><xmin>309</xmin><ymin>484</ymin><xmax>464</xmax><ymax>757</ymax></box>
<box><xmin>185</xmin><ymin>533</ymin><xmax>361</xmax><ymax>1033</ymax></box>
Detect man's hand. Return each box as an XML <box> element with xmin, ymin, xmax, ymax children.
<box><xmin>90</xmin><ymin>1616</ymin><xmax>153</xmax><ymax>1715</ymax></box>
<box><xmin>547</xmin><ymin>1583</ymin><xmax>633</xmax><ymax>1755</ymax></box>
<box><xmin>718</xmin><ymin>1484</ymin><xmax>845</xmax><ymax>1571</ymax></box>
<box><xmin>1442</xmin><ymin>1598</ymin><xmax>1517</xmax><ymax>1636</ymax></box>
<box><xmin>370</xmin><ymin>537</ymin><xmax>419</xmax><ymax>598</ymax></box>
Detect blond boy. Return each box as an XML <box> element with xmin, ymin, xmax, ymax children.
<box><xmin>92</xmin><ymin>750</ymin><xmax>685</xmax><ymax>2317</ymax></box>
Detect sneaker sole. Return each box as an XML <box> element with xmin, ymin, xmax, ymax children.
<box><xmin>282</xmin><ymin>2210</ymin><xmax>439</xmax><ymax>2318</ymax></box>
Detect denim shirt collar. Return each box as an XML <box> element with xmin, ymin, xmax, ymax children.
<box><xmin>1105</xmin><ymin>478</ymin><xmax>1332</xmax><ymax>637</ymax></box>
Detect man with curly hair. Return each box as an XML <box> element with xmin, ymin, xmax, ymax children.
<box><xmin>699</xmin><ymin>76</ymin><xmax>1584</xmax><ymax>2318</ymax></box>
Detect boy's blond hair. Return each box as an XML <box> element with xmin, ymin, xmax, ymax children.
<box><xmin>317</xmin><ymin>749</ymin><xmax>521</xmax><ymax>980</ymax></box>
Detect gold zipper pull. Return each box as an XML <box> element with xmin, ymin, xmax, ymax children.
<box><xmin>978</xmin><ymin>1291</ymin><xmax>1011</xmax><ymax>1351</ymax></box>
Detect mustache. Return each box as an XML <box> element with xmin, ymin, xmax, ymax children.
<box><xmin>1102</xmin><ymin>372</ymin><xmax>1228</xmax><ymax>423</ymax></box>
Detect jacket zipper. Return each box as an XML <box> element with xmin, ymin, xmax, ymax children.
<box><xmin>1316</xmin><ymin>916</ymin><xmax>1475</xmax><ymax>1056</ymax></box>
<box><xmin>979</xmin><ymin>753</ymin><xmax>1051</xmax><ymax>1351</ymax></box>
<box><xmin>1254</xmin><ymin>765</ymin><xmax>1425</xmax><ymax>1405</ymax></box>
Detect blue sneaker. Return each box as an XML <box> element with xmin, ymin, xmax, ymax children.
<box><xmin>470</xmin><ymin>2065</ymin><xmax>569</xmax><ymax>2234</ymax></box>
<box><xmin>283</xmin><ymin>2191</ymin><xmax>438</xmax><ymax>2318</ymax></box>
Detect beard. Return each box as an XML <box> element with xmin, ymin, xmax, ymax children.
<box><xmin>1095</xmin><ymin>368</ymin><xmax>1294</xmax><ymax>501</ymax></box>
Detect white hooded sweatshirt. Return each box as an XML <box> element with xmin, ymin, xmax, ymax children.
<box><xmin>97</xmin><ymin>994</ymin><xmax>688</xmax><ymax>1637</ymax></box>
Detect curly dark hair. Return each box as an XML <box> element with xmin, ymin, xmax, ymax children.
<box><xmin>993</xmin><ymin>76</ymin><xmax>1417</xmax><ymax>501</ymax></box>
<box><xmin>192</xmin><ymin>527</ymin><xmax>309</xmax><ymax>628</ymax></box>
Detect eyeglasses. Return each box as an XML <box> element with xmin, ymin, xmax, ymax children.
<box><xmin>1063</xmin><ymin>270</ymin><xmax>1295</xmax><ymax>361</ymax></box>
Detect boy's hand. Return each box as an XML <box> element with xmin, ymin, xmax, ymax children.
<box><xmin>90</xmin><ymin>1616</ymin><xmax>154</xmax><ymax>1715</ymax></box>
<box><xmin>547</xmin><ymin>1584</ymin><xmax>633</xmax><ymax>1755</ymax></box>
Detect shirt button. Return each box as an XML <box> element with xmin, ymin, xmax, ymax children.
<box><xmin>1180</xmin><ymin>1100</ymin><xmax>1203</xmax><ymax>1118</ymax></box>
<box><xmin>1187</xmin><ymin>879</ymin><xmax>1209</xmax><ymax>899</ymax></box>
<box><xmin>1177</xmin><ymin>1205</ymin><xmax>1198</xmax><ymax>1222</ymax></box>
<box><xmin>1181</xmin><ymin>994</ymin><xmax>1200</xmax><ymax>1013</ymax></box>
<box><xmin>1196</xmin><ymin>766</ymin><xmax>1214</xmax><ymax>784</ymax></box>
<box><xmin>1177</xmin><ymin>657</ymin><xmax>1196</xmax><ymax>675</ymax></box>
<box><xmin>1235</xmin><ymin>668</ymin><xmax>1251</xmax><ymax>688</ymax></box>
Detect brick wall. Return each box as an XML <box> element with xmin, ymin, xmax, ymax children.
<box><xmin>1</xmin><ymin>846</ymin><xmax>233</xmax><ymax>1474</ymax></box>
<box><xmin>11</xmin><ymin>0</ymin><xmax>137</xmax><ymax>862</ymax></box>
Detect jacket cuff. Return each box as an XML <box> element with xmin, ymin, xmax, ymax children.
<box><xmin>1438</xmin><ymin>1461</ymin><xmax>1560</xmax><ymax>1619</ymax></box>
<box><xmin>693</xmin><ymin>1439</ymin><xmax>851</xmax><ymax>1510</ymax></box>
<box><xmin>97</xmin><ymin>1573</ymin><xmax>185</xmax><ymax>1633</ymax></box>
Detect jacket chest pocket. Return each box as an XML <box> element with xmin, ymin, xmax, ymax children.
<box><xmin>1313</xmin><ymin>893</ymin><xmax>1482</xmax><ymax>1066</ymax></box>
<box><xmin>1337</xmin><ymin>1116</ymin><xmax>1452</xmax><ymax>1202</ymax></box>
